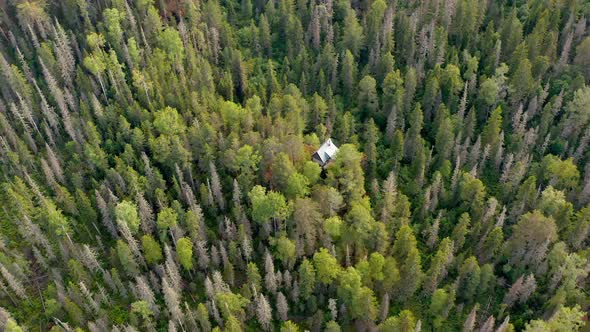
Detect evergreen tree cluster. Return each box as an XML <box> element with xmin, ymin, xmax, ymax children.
<box><xmin>0</xmin><ymin>0</ymin><xmax>589</xmax><ymax>330</ymax></box>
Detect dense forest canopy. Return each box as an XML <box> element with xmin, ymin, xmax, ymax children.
<box><xmin>0</xmin><ymin>0</ymin><xmax>589</xmax><ymax>330</ymax></box>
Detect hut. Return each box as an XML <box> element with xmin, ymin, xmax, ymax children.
<box><xmin>312</xmin><ymin>138</ymin><xmax>339</xmax><ymax>167</ymax></box>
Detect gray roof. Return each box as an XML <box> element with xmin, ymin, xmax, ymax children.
<box><xmin>314</xmin><ymin>138</ymin><xmax>339</xmax><ymax>164</ymax></box>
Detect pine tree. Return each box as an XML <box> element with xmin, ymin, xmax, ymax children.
<box><xmin>298</xmin><ymin>259</ymin><xmax>316</xmax><ymax>300</ymax></box>
<box><xmin>264</xmin><ymin>251</ymin><xmax>277</xmax><ymax>293</ymax></box>
<box><xmin>424</xmin><ymin>238</ymin><xmax>454</xmax><ymax>294</ymax></box>
<box><xmin>505</xmin><ymin>211</ymin><xmax>558</xmax><ymax>270</ymax></box>
<box><xmin>457</xmin><ymin>257</ymin><xmax>480</xmax><ymax>303</ymax></box>
<box><xmin>256</xmin><ymin>294</ymin><xmax>272</xmax><ymax>330</ymax></box>
<box><xmin>463</xmin><ymin>305</ymin><xmax>477</xmax><ymax>332</ymax></box>
<box><xmin>340</xmin><ymin>50</ymin><xmax>356</xmax><ymax>103</ymax></box>
<box><xmin>392</xmin><ymin>226</ymin><xmax>422</xmax><ymax>302</ymax></box>
<box><xmin>276</xmin><ymin>291</ymin><xmax>289</xmax><ymax>321</ymax></box>
<box><xmin>116</xmin><ymin>240</ymin><xmax>140</xmax><ymax>276</ymax></box>
<box><xmin>481</xmin><ymin>106</ymin><xmax>502</xmax><ymax>154</ymax></box>
<box><xmin>196</xmin><ymin>303</ymin><xmax>212</xmax><ymax>332</ymax></box>
<box><xmin>364</xmin><ymin>119</ymin><xmax>379</xmax><ymax>181</ymax></box>
<box><xmin>0</xmin><ymin>264</ymin><xmax>27</xmax><ymax>300</ymax></box>
<box><xmin>358</xmin><ymin>75</ymin><xmax>379</xmax><ymax>119</ymax></box>
<box><xmin>162</xmin><ymin>277</ymin><xmax>183</xmax><ymax>323</ymax></box>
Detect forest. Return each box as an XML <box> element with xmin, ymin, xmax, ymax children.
<box><xmin>0</xmin><ymin>0</ymin><xmax>589</xmax><ymax>330</ymax></box>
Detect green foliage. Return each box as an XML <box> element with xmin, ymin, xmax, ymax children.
<box><xmin>392</xmin><ymin>225</ymin><xmax>422</xmax><ymax>301</ymax></box>
<box><xmin>280</xmin><ymin>321</ymin><xmax>301</xmax><ymax>332</ymax></box>
<box><xmin>344</xmin><ymin>200</ymin><xmax>386</xmax><ymax>254</ymax></box>
<box><xmin>248</xmin><ymin>185</ymin><xmax>290</xmax><ymax>224</ymax></box>
<box><xmin>141</xmin><ymin>234</ymin><xmax>163</xmax><ymax>264</ymax></box>
<box><xmin>457</xmin><ymin>256</ymin><xmax>481</xmax><ymax>302</ymax></box>
<box><xmin>44</xmin><ymin>200</ymin><xmax>71</xmax><ymax>236</ymax></box>
<box><xmin>379</xmin><ymin>310</ymin><xmax>416</xmax><ymax>332</ymax></box>
<box><xmin>158</xmin><ymin>27</ymin><xmax>185</xmax><ymax>62</ymax></box>
<box><xmin>325</xmin><ymin>321</ymin><xmax>341</xmax><ymax>332</ymax></box>
<box><xmin>510</xmin><ymin>58</ymin><xmax>535</xmax><ymax>101</ymax></box>
<box><xmin>247</xmin><ymin>262</ymin><xmax>262</xmax><ymax>292</ymax></box>
<box><xmin>116</xmin><ymin>240</ymin><xmax>139</xmax><ymax>275</ymax></box>
<box><xmin>5</xmin><ymin>319</ymin><xmax>24</xmax><ymax>332</ymax></box>
<box><xmin>481</xmin><ymin>106</ymin><xmax>503</xmax><ymax>149</ymax></box>
<box><xmin>358</xmin><ymin>75</ymin><xmax>378</xmax><ymax>118</ymax></box>
<box><xmin>64</xmin><ymin>298</ymin><xmax>85</xmax><ymax>327</ymax></box>
<box><xmin>341</xmin><ymin>8</ymin><xmax>364</xmax><ymax>57</ymax></box>
<box><xmin>313</xmin><ymin>248</ymin><xmax>340</xmax><ymax>284</ymax></box>
<box><xmin>337</xmin><ymin>267</ymin><xmax>378</xmax><ymax>321</ymax></box>
<box><xmin>538</xmin><ymin>186</ymin><xmax>573</xmax><ymax>231</ymax></box>
<box><xmin>430</xmin><ymin>288</ymin><xmax>454</xmax><ymax>327</ymax></box>
<box><xmin>302</xmin><ymin>161</ymin><xmax>321</xmax><ymax>185</ymax></box>
<box><xmin>298</xmin><ymin>259</ymin><xmax>316</xmax><ymax>300</ymax></box>
<box><xmin>541</xmin><ymin>155</ymin><xmax>580</xmax><ymax>190</ymax></box>
<box><xmin>327</xmin><ymin>144</ymin><xmax>365</xmax><ymax>203</ymax></box>
<box><xmin>215</xmin><ymin>292</ymin><xmax>249</xmax><ymax>320</ymax></box>
<box><xmin>381</xmin><ymin>256</ymin><xmax>400</xmax><ymax>293</ymax></box>
<box><xmin>197</xmin><ymin>303</ymin><xmax>212</xmax><ymax>331</ymax></box>
<box><xmin>479</xmin><ymin>77</ymin><xmax>499</xmax><ymax>106</ymax></box>
<box><xmin>383</xmin><ymin>70</ymin><xmax>404</xmax><ymax>112</ymax></box>
<box><xmin>83</xmin><ymin>53</ymin><xmax>106</xmax><ymax>76</ymax></box>
<box><xmin>103</xmin><ymin>8</ymin><xmax>124</xmax><ymax>46</ymax></box>
<box><xmin>220</xmin><ymin>100</ymin><xmax>247</xmax><ymax>132</ymax></box>
<box><xmin>285</xmin><ymin>172</ymin><xmax>310</xmax><ymax>199</ymax></box>
<box><xmin>176</xmin><ymin>237</ymin><xmax>193</xmax><ymax>270</ymax></box>
<box><xmin>156</xmin><ymin>207</ymin><xmax>178</xmax><ymax>232</ymax></box>
<box><xmin>131</xmin><ymin>300</ymin><xmax>153</xmax><ymax>320</ymax></box>
<box><xmin>273</xmin><ymin>235</ymin><xmax>296</xmax><ymax>267</ymax></box>
<box><xmin>153</xmin><ymin>107</ymin><xmax>186</xmax><ymax>136</ymax></box>
<box><xmin>233</xmin><ymin>144</ymin><xmax>261</xmax><ymax>189</ymax></box>
<box><xmin>324</xmin><ymin>216</ymin><xmax>343</xmax><ymax>239</ymax></box>
<box><xmin>459</xmin><ymin>172</ymin><xmax>486</xmax><ymax>217</ymax></box>
<box><xmin>116</xmin><ymin>200</ymin><xmax>140</xmax><ymax>234</ymax></box>
<box><xmin>524</xmin><ymin>305</ymin><xmax>585</xmax><ymax>331</ymax></box>
<box><xmin>442</xmin><ymin>64</ymin><xmax>463</xmax><ymax>97</ymax></box>
<box><xmin>1</xmin><ymin>0</ymin><xmax>588</xmax><ymax>330</ymax></box>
